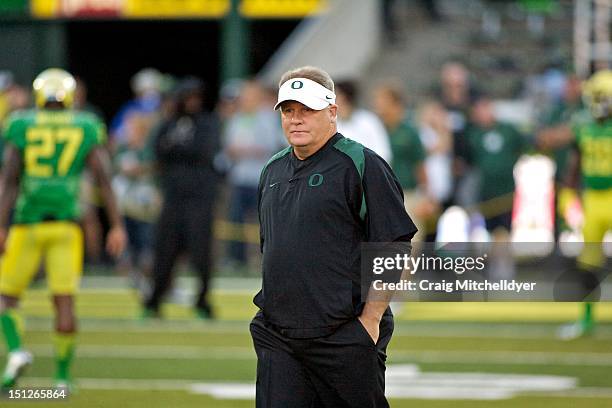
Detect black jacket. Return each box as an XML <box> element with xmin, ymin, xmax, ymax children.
<box><xmin>153</xmin><ymin>112</ymin><xmax>221</xmax><ymax>199</ymax></box>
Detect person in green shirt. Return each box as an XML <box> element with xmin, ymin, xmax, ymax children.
<box><xmin>0</xmin><ymin>68</ymin><xmax>126</xmax><ymax>391</ymax></box>
<box><xmin>112</xmin><ymin>111</ymin><xmax>159</xmax><ymax>297</ymax></box>
<box><xmin>536</xmin><ymin>74</ymin><xmax>589</xmax><ymax>238</ymax></box>
<box><xmin>537</xmin><ymin>74</ymin><xmax>586</xmax><ymax>182</ymax></box>
<box><xmin>464</xmin><ymin>95</ymin><xmax>528</xmax><ymax>232</ymax></box>
<box><xmin>372</xmin><ymin>81</ymin><xmax>436</xmax><ymax>240</ymax></box>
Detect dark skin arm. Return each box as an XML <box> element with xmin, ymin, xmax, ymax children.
<box><xmin>414</xmin><ymin>162</ymin><xmax>440</xmax><ymax>219</ymax></box>
<box><xmin>563</xmin><ymin>144</ymin><xmax>581</xmax><ymax>190</ymax></box>
<box><xmin>557</xmin><ymin>141</ymin><xmax>582</xmax><ymax>229</ymax></box>
<box><xmin>86</xmin><ymin>146</ymin><xmax>127</xmax><ymax>257</ymax></box>
<box><xmin>0</xmin><ymin>145</ymin><xmax>22</xmax><ymax>254</ymax></box>
<box><xmin>536</xmin><ymin>124</ymin><xmax>574</xmax><ymax>151</ymax></box>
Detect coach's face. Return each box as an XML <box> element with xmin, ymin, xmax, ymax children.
<box><xmin>280</xmin><ymin>100</ymin><xmax>337</xmax><ymax>158</ymax></box>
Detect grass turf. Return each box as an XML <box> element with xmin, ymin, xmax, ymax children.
<box><xmin>1</xmin><ymin>288</ymin><xmax>611</xmax><ymax>407</ymax></box>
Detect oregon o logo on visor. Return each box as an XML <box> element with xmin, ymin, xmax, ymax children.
<box><xmin>291</xmin><ymin>80</ymin><xmax>304</xmax><ymax>89</ymax></box>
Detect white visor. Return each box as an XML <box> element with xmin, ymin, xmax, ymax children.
<box><xmin>274</xmin><ymin>77</ymin><xmax>336</xmax><ymax>110</ymax></box>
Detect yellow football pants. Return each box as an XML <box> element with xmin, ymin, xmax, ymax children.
<box><xmin>0</xmin><ymin>221</ymin><xmax>83</xmax><ymax>296</ymax></box>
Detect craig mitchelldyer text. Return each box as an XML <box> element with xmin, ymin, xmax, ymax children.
<box><xmin>372</xmin><ymin>279</ymin><xmax>536</xmax><ymax>293</ymax></box>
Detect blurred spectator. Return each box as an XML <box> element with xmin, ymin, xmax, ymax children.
<box><xmin>261</xmin><ymin>84</ymin><xmax>280</xmax><ymax>110</ymax></box>
<box><xmin>222</xmin><ymin>79</ymin><xmax>284</xmax><ymax>270</ymax></box>
<box><xmin>464</xmin><ymin>96</ymin><xmax>529</xmax><ymax>232</ymax></box>
<box><xmin>5</xmin><ymin>85</ymin><xmax>30</xmax><ymax>113</ymax></box>
<box><xmin>98</xmin><ymin>68</ymin><xmax>166</xmax><ymax>263</ymax></box>
<box><xmin>372</xmin><ymin>81</ymin><xmax>433</xmax><ymax>240</ymax></box>
<box><xmin>525</xmin><ymin>62</ymin><xmax>568</xmax><ymax>121</ymax></box>
<box><xmin>535</xmin><ymin>74</ymin><xmax>588</xmax><ymax>237</ymax></box>
<box><xmin>437</xmin><ymin>61</ymin><xmax>479</xmax><ymax>143</ymax></box>
<box><xmin>151</xmin><ymin>74</ymin><xmax>178</xmax><ymax>127</ymax></box>
<box><xmin>216</xmin><ymin>78</ymin><xmax>244</xmax><ymax>125</ymax></box>
<box><xmin>0</xmin><ymin>71</ymin><xmax>15</xmax><ymax>169</ymax></box>
<box><xmin>0</xmin><ymin>71</ymin><xmax>14</xmax><ymax>124</ymax></box>
<box><xmin>417</xmin><ymin>100</ymin><xmax>453</xmax><ymax>205</ymax></box>
<box><xmin>112</xmin><ymin>112</ymin><xmax>159</xmax><ymax>296</ymax></box>
<box><xmin>0</xmin><ymin>72</ymin><xmax>30</xmax><ymax>121</ymax></box>
<box><xmin>75</xmin><ymin>76</ymin><xmax>109</xmax><ymax>265</ymax></box>
<box><xmin>143</xmin><ymin>77</ymin><xmax>221</xmax><ymax>319</ymax></box>
<box><xmin>144</xmin><ymin>74</ymin><xmax>178</xmax><ymax>147</ymax></box>
<box><xmin>88</xmin><ymin>71</ymin><xmax>161</xmax><ymax>265</ymax></box>
<box><xmin>536</xmin><ymin>74</ymin><xmax>586</xmax><ymax>182</ymax></box>
<box><xmin>158</xmin><ymin>89</ymin><xmax>177</xmax><ymax>123</ymax></box>
<box><xmin>336</xmin><ymin>80</ymin><xmax>392</xmax><ymax>163</ymax></box>
<box><xmin>539</xmin><ymin>64</ymin><xmax>567</xmax><ymax>104</ymax></box>
<box><xmin>110</xmin><ymin>68</ymin><xmax>163</xmax><ymax>145</ymax></box>
<box><xmin>0</xmin><ymin>74</ymin><xmax>30</xmax><ymax>169</ymax></box>
<box><xmin>74</xmin><ymin>77</ymin><xmax>105</xmax><ymax>119</ymax></box>
<box><xmin>435</xmin><ymin>61</ymin><xmax>480</xmax><ymax>206</ymax></box>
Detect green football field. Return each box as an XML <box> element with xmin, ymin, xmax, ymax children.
<box><xmin>2</xmin><ymin>278</ymin><xmax>612</xmax><ymax>408</ymax></box>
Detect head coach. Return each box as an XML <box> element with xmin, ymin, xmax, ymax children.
<box><xmin>250</xmin><ymin>66</ymin><xmax>417</xmax><ymax>407</ymax></box>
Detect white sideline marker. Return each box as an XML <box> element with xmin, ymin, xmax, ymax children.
<box><xmin>188</xmin><ymin>365</ymin><xmax>577</xmax><ymax>401</ymax></box>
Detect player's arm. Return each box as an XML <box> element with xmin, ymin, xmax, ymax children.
<box><xmin>411</xmin><ymin>126</ymin><xmax>438</xmax><ymax>218</ymax></box>
<box><xmin>414</xmin><ymin>161</ymin><xmax>440</xmax><ymax>219</ymax></box>
<box><xmin>415</xmin><ymin>161</ymin><xmax>428</xmax><ymax>194</ymax></box>
<box><xmin>86</xmin><ymin>146</ymin><xmax>126</xmax><ymax>257</ymax></box>
<box><xmin>0</xmin><ymin>145</ymin><xmax>22</xmax><ymax>253</ymax></box>
<box><xmin>558</xmin><ymin>141</ymin><xmax>582</xmax><ymax>229</ymax></box>
<box><xmin>536</xmin><ymin>124</ymin><xmax>574</xmax><ymax>151</ymax></box>
<box><xmin>412</xmin><ymin>127</ymin><xmax>429</xmax><ymax>196</ymax></box>
<box><xmin>563</xmin><ymin>143</ymin><xmax>581</xmax><ymax>190</ymax></box>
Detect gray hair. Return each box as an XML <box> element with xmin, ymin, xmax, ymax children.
<box><xmin>278</xmin><ymin>66</ymin><xmax>334</xmax><ymax>92</ymax></box>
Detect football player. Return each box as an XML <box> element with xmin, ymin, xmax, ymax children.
<box><xmin>0</xmin><ymin>68</ymin><xmax>126</xmax><ymax>390</ymax></box>
<box><xmin>558</xmin><ymin>69</ymin><xmax>612</xmax><ymax>339</ymax></box>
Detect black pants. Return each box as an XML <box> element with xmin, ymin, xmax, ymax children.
<box><xmin>145</xmin><ymin>193</ymin><xmax>215</xmax><ymax>311</ymax></box>
<box><xmin>250</xmin><ymin>312</ymin><xmax>393</xmax><ymax>408</ymax></box>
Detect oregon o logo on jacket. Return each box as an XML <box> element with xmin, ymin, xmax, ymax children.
<box><xmin>308</xmin><ymin>173</ymin><xmax>324</xmax><ymax>187</ymax></box>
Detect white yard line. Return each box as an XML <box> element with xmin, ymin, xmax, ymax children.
<box><xmin>528</xmin><ymin>387</ymin><xmax>612</xmax><ymax>399</ymax></box>
<box><xmin>390</xmin><ymin>350</ymin><xmax>612</xmax><ymax>366</ymax></box>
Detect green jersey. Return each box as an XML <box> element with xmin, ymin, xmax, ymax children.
<box><xmin>3</xmin><ymin>109</ymin><xmax>105</xmax><ymax>224</ymax></box>
<box><xmin>574</xmin><ymin>118</ymin><xmax>612</xmax><ymax>191</ymax></box>
<box><xmin>388</xmin><ymin>120</ymin><xmax>426</xmax><ymax>190</ymax></box>
<box><xmin>465</xmin><ymin>122</ymin><xmax>528</xmax><ymax>201</ymax></box>
<box><xmin>540</xmin><ymin>102</ymin><xmax>586</xmax><ymax>181</ymax></box>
